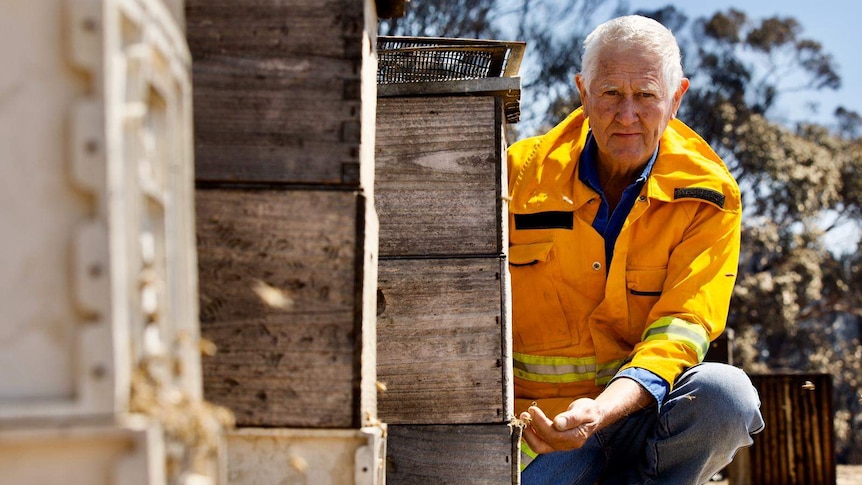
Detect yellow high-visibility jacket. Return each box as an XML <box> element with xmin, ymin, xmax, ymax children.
<box><xmin>508</xmin><ymin>108</ymin><xmax>741</xmax><ymax>418</ymax></box>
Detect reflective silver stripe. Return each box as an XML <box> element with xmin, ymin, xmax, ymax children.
<box><xmin>512</xmin><ymin>359</ymin><xmax>595</xmax><ymax>376</ymax></box>
<box><xmin>596</xmin><ymin>361</ymin><xmax>623</xmax><ymax>384</ymax></box>
<box><xmin>513</xmin><ymin>352</ymin><xmax>625</xmax><ymax>384</ymax></box>
<box><xmin>643</xmin><ymin>317</ymin><xmax>710</xmax><ymax>361</ymax></box>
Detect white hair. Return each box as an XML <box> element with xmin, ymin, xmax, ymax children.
<box><xmin>581</xmin><ymin>15</ymin><xmax>684</xmax><ymax>99</ymax></box>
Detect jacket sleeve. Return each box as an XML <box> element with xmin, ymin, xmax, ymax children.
<box><xmin>620</xmin><ymin>201</ymin><xmax>741</xmax><ymax>386</ymax></box>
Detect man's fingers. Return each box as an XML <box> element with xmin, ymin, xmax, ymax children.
<box><xmin>527</xmin><ymin>405</ymin><xmax>549</xmax><ymax>422</ymax></box>
<box><xmin>520</xmin><ymin>407</ymin><xmax>557</xmax><ymax>454</ymax></box>
<box><xmin>526</xmin><ymin>406</ymin><xmax>556</xmax><ymax>435</ymax></box>
<box><xmin>553</xmin><ymin>414</ymin><xmax>570</xmax><ymax>431</ymax></box>
<box><xmin>522</xmin><ymin>404</ymin><xmax>593</xmax><ymax>453</ymax></box>
<box><xmin>553</xmin><ymin>412</ymin><xmax>594</xmax><ymax>440</ymax></box>
<box><xmin>521</xmin><ymin>417</ymin><xmax>556</xmax><ymax>454</ymax></box>
<box><xmin>554</xmin><ymin>399</ymin><xmax>598</xmax><ymax>432</ymax></box>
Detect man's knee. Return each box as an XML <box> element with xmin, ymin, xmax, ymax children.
<box><xmin>671</xmin><ymin>363</ymin><xmax>763</xmax><ymax>432</ymax></box>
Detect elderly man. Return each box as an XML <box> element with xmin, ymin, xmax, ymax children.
<box><xmin>508</xmin><ymin>15</ymin><xmax>764</xmax><ymax>484</ymax></box>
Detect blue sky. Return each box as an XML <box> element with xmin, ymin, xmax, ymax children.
<box><xmin>628</xmin><ymin>0</ymin><xmax>862</xmax><ymax>124</ymax></box>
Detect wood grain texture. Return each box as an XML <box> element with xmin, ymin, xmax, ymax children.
<box><xmin>745</xmin><ymin>373</ymin><xmax>836</xmax><ymax>485</ymax></box>
<box><xmin>196</xmin><ymin>188</ymin><xmax>365</xmax><ymax>427</ymax></box>
<box><xmin>186</xmin><ymin>1</ymin><xmax>364</xmax><ymax>59</ymax></box>
<box><xmin>375</xmin><ymin>96</ymin><xmax>503</xmax><ymax>257</ymax></box>
<box><xmin>376</xmin><ymin>257</ymin><xmax>508</xmax><ymax>424</ymax></box>
<box><xmin>186</xmin><ymin>0</ymin><xmax>365</xmax><ymax>184</ymax></box>
<box><xmin>386</xmin><ymin>424</ymin><xmax>520</xmax><ymax>485</ymax></box>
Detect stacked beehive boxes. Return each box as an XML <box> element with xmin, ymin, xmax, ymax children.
<box><xmin>0</xmin><ymin>1</ymin><xmax>227</xmax><ymax>483</ymax></box>
<box><xmin>374</xmin><ymin>38</ymin><xmax>524</xmax><ymax>484</ymax></box>
<box><xmin>186</xmin><ymin>0</ymin><xmax>392</xmax><ymax>482</ymax></box>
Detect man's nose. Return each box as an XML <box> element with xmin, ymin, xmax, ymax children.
<box><xmin>616</xmin><ymin>97</ymin><xmax>638</xmax><ymax>124</ymax></box>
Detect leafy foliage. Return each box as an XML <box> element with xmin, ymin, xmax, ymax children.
<box><xmin>381</xmin><ymin>0</ymin><xmax>862</xmax><ymax>462</ymax></box>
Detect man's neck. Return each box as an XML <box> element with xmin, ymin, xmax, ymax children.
<box><xmin>596</xmin><ymin>161</ymin><xmax>643</xmax><ymax>213</ymax></box>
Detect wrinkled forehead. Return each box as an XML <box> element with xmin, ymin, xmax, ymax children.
<box><xmin>591</xmin><ymin>47</ymin><xmax>665</xmax><ymax>88</ymax></box>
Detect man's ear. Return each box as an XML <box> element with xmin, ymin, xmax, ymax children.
<box><xmin>671</xmin><ymin>78</ymin><xmax>690</xmax><ymax>118</ymax></box>
<box><xmin>575</xmin><ymin>74</ymin><xmax>589</xmax><ymax>118</ymax></box>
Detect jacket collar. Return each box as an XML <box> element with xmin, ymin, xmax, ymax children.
<box><xmin>509</xmin><ymin>108</ymin><xmax>740</xmax><ymax>214</ymax></box>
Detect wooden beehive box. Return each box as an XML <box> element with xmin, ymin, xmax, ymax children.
<box><xmin>186</xmin><ymin>0</ymin><xmax>375</xmax><ymax>186</ymax></box>
<box><xmin>374</xmin><ymin>37</ymin><xmax>523</xmax><ymax>482</ymax></box>
<box><xmin>386</xmin><ymin>424</ymin><xmax>521</xmax><ymax>485</ymax></box>
<box><xmin>187</xmin><ymin>0</ymin><xmax>380</xmax><ymax>430</ymax></box>
<box><xmin>376</xmin><ymin>95</ymin><xmax>512</xmax><ymax>426</ymax></box>
<box><xmin>0</xmin><ymin>422</ymin><xmax>169</xmax><ymax>485</ymax></box>
<box><xmin>195</xmin><ymin>188</ymin><xmax>373</xmax><ymax>428</ymax></box>
<box><xmin>730</xmin><ymin>373</ymin><xmax>837</xmax><ymax>485</ymax></box>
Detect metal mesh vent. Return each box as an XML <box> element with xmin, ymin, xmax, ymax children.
<box><xmin>377</xmin><ymin>36</ymin><xmax>524</xmax><ymax>84</ymax></box>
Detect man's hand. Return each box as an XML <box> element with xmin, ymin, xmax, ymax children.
<box><xmin>520</xmin><ymin>377</ymin><xmax>655</xmax><ymax>454</ymax></box>
<box><xmin>520</xmin><ymin>398</ymin><xmax>604</xmax><ymax>453</ymax></box>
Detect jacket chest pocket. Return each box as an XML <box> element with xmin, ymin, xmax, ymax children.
<box><xmin>625</xmin><ymin>267</ymin><xmax>667</xmax><ymax>334</ymax></box>
<box><xmin>509</xmin><ymin>241</ymin><xmax>579</xmax><ymax>353</ymax></box>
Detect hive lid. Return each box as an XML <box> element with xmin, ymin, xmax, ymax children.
<box><xmin>377</xmin><ymin>36</ymin><xmax>525</xmax><ymax>123</ymax></box>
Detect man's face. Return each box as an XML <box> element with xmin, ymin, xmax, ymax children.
<box><xmin>576</xmin><ymin>46</ymin><xmax>688</xmax><ymax>172</ymax></box>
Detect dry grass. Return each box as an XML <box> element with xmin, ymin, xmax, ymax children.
<box><xmin>711</xmin><ymin>465</ymin><xmax>862</xmax><ymax>484</ymax></box>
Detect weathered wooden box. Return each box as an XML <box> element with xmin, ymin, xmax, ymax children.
<box><xmin>377</xmin><ymin>257</ymin><xmax>510</xmax><ymax>424</ymax></box>
<box><xmin>196</xmin><ymin>188</ymin><xmax>377</xmax><ymax>428</ymax></box>
<box><xmin>185</xmin><ymin>0</ymin><xmax>380</xmax><ymax>426</ymax></box>
<box><xmin>188</xmin><ymin>0</ymin><xmax>380</xmax><ymax>430</ymax></box>
<box><xmin>375</xmin><ymin>96</ymin><xmax>506</xmax><ymax>257</ymax></box>
<box><xmin>375</xmin><ymin>62</ymin><xmax>521</xmax><ymax>481</ymax></box>
<box><xmin>186</xmin><ymin>0</ymin><xmax>376</xmax><ymax>186</ymax></box>
<box><xmin>375</xmin><ymin>93</ymin><xmax>515</xmax><ymax>425</ymax></box>
<box><xmin>386</xmin><ymin>424</ymin><xmax>521</xmax><ymax>485</ymax></box>
<box><xmin>730</xmin><ymin>373</ymin><xmax>836</xmax><ymax>485</ymax></box>
<box><xmin>1</xmin><ymin>1</ymin><xmax>231</xmax><ymax>483</ymax></box>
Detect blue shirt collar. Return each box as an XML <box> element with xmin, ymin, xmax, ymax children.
<box><xmin>578</xmin><ymin>131</ymin><xmax>659</xmax><ymax>191</ymax></box>
<box><xmin>577</xmin><ymin>131</ymin><xmax>661</xmax><ymax>271</ymax></box>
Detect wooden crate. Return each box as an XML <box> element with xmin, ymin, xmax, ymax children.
<box><xmin>196</xmin><ymin>188</ymin><xmax>377</xmax><ymax>428</ymax></box>
<box><xmin>377</xmin><ymin>257</ymin><xmax>512</xmax><ymax>424</ymax></box>
<box><xmin>375</xmin><ymin>89</ymin><xmax>514</xmax><ymax>428</ymax></box>
<box><xmin>375</xmin><ymin>83</ymin><xmax>518</xmax><ymax>481</ymax></box>
<box><xmin>375</xmin><ymin>96</ymin><xmax>505</xmax><ymax>257</ymax></box>
<box><xmin>188</xmin><ymin>0</ymin><xmax>380</xmax><ymax>428</ymax></box>
<box><xmin>186</xmin><ymin>0</ymin><xmax>374</xmax><ymax>186</ymax></box>
<box><xmin>225</xmin><ymin>426</ymin><xmax>386</xmax><ymax>485</ymax></box>
<box><xmin>385</xmin><ymin>424</ymin><xmax>521</xmax><ymax>485</ymax></box>
<box><xmin>731</xmin><ymin>373</ymin><xmax>836</xmax><ymax>485</ymax></box>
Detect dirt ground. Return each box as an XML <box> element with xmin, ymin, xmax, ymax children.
<box><xmin>839</xmin><ymin>466</ymin><xmax>862</xmax><ymax>485</ymax></box>
<box><xmin>712</xmin><ymin>465</ymin><xmax>862</xmax><ymax>484</ymax></box>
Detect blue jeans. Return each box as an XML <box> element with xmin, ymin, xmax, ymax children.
<box><xmin>521</xmin><ymin>363</ymin><xmax>764</xmax><ymax>485</ymax></box>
